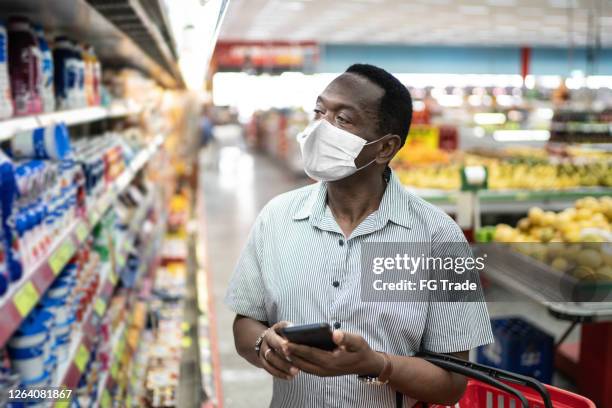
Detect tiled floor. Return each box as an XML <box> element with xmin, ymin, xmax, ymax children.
<box><xmin>199</xmin><ymin>146</ymin><xmax>577</xmax><ymax>407</ymax></box>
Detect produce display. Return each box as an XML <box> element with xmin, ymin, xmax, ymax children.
<box><xmin>393</xmin><ymin>147</ymin><xmax>612</xmax><ymax>190</ymax></box>
<box><xmin>491</xmin><ymin>197</ymin><xmax>612</xmax><ymax>281</ymax></box>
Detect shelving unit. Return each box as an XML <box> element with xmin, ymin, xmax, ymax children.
<box><xmin>411</xmin><ymin>187</ymin><xmax>612</xmax><ymax>214</ymax></box>
<box><xmin>0</xmin><ymin>0</ymin><xmax>181</xmax><ymax>87</ymax></box>
<box><xmin>0</xmin><ymin>102</ymin><xmax>142</xmax><ymax>143</ymax></box>
<box><xmin>0</xmin><ymin>134</ymin><xmax>164</xmax><ymax>347</ymax></box>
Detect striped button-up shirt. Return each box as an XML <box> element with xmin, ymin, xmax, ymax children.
<box><xmin>225</xmin><ymin>170</ymin><xmax>493</xmax><ymax>408</ymax></box>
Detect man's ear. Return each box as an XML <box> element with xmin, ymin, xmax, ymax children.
<box><xmin>376</xmin><ymin>134</ymin><xmax>402</xmax><ymax>163</ymax></box>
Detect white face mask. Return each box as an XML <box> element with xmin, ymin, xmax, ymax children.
<box><xmin>296</xmin><ymin>119</ymin><xmax>385</xmax><ymax>182</ymax></box>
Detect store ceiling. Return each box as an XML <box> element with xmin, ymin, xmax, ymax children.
<box><xmin>219</xmin><ymin>0</ymin><xmax>612</xmax><ymax>47</ymax></box>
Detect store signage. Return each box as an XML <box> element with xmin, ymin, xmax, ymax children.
<box><xmin>406</xmin><ymin>125</ymin><xmax>440</xmax><ymax>149</ymax></box>
<box><xmin>14</xmin><ymin>282</ymin><xmax>39</xmax><ymax>317</ymax></box>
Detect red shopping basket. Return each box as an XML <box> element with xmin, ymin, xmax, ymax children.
<box><xmin>416</xmin><ymin>351</ymin><xmax>595</xmax><ymax>408</ymax></box>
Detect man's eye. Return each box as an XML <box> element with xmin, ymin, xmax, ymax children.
<box><xmin>337</xmin><ymin>115</ymin><xmax>349</xmax><ymax>124</ymax></box>
<box><xmin>314</xmin><ymin>108</ymin><xmax>325</xmax><ymax>116</ymax></box>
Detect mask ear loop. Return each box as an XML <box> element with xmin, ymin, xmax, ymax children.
<box><xmin>355</xmin><ymin>135</ymin><xmax>388</xmax><ymax>171</ymax></box>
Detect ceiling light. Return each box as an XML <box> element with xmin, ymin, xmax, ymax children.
<box><xmin>548</xmin><ymin>0</ymin><xmax>577</xmax><ymax>8</ymax></box>
<box><xmin>474</xmin><ymin>113</ymin><xmax>507</xmax><ymax>125</ymax></box>
<box><xmin>459</xmin><ymin>5</ymin><xmax>489</xmax><ymax>15</ymax></box>
<box><xmin>493</xmin><ymin>130</ymin><xmax>550</xmax><ymax>142</ymax></box>
<box><xmin>487</xmin><ymin>0</ymin><xmax>516</xmax><ymax>5</ymax></box>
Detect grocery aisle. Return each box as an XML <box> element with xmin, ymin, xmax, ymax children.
<box><xmin>200</xmin><ymin>147</ymin><xmax>308</xmax><ymax>407</ymax></box>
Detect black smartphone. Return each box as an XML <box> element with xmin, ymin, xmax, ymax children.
<box><xmin>279</xmin><ymin>323</ymin><xmax>336</xmax><ymax>351</ymax></box>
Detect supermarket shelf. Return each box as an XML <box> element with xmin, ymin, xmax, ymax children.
<box><xmin>0</xmin><ymin>0</ymin><xmax>179</xmax><ymax>88</ymax></box>
<box><xmin>475</xmin><ymin>244</ymin><xmax>612</xmax><ymax>323</ymax></box>
<box><xmin>410</xmin><ymin>187</ymin><xmax>612</xmax><ymax>214</ymax></box>
<box><xmin>52</xmin><ymin>262</ymin><xmax>116</xmax><ymax>392</ymax></box>
<box><xmin>94</xmin><ymin>321</ymin><xmax>128</xmax><ymax>408</ymax></box>
<box><xmin>0</xmin><ymin>135</ymin><xmax>164</xmax><ymax>347</ymax></box>
<box><xmin>52</xmin><ymin>192</ymin><xmax>155</xmax><ymax>394</ymax></box>
<box><xmin>0</xmin><ymin>103</ymin><xmax>142</xmax><ymax>143</ymax></box>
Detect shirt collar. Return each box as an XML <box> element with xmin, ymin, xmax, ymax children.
<box><xmin>292</xmin><ymin>170</ymin><xmax>413</xmax><ymax>230</ymax></box>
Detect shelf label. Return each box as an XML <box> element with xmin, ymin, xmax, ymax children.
<box><xmin>111</xmin><ymin>360</ymin><xmax>119</xmax><ymax>380</ymax></box>
<box><xmin>116</xmin><ymin>251</ymin><xmax>126</xmax><ymax>268</ymax></box>
<box><xmin>515</xmin><ymin>192</ymin><xmax>529</xmax><ymax>201</ymax></box>
<box><xmin>14</xmin><ymin>282</ymin><xmax>39</xmax><ymax>317</ymax></box>
<box><xmin>94</xmin><ymin>298</ymin><xmax>107</xmax><ymax>317</ymax></box>
<box><xmin>75</xmin><ymin>344</ymin><xmax>90</xmax><ymax>373</ymax></box>
<box><xmin>109</xmin><ymin>270</ymin><xmax>118</xmax><ymax>286</ymax></box>
<box><xmin>75</xmin><ymin>222</ymin><xmax>89</xmax><ymax>243</ymax></box>
<box><xmin>49</xmin><ymin>239</ymin><xmax>77</xmax><ymax>275</ymax></box>
<box><xmin>115</xmin><ymin>336</ymin><xmax>126</xmax><ymax>358</ymax></box>
<box><xmin>126</xmin><ymin>394</ymin><xmax>132</xmax><ymax>407</ymax></box>
<box><xmin>101</xmin><ymin>390</ymin><xmax>111</xmax><ymax>408</ymax></box>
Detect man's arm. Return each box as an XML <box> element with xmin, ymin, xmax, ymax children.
<box><xmin>233</xmin><ymin>315</ymin><xmax>268</xmax><ymax>367</ymax></box>
<box><xmin>285</xmin><ymin>331</ymin><xmax>468</xmax><ymax>405</ymax></box>
<box><xmin>233</xmin><ymin>315</ymin><xmax>300</xmax><ymax>380</ymax></box>
<box><xmin>386</xmin><ymin>351</ymin><xmax>468</xmax><ymax>405</ymax></box>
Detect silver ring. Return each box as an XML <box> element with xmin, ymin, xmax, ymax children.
<box><xmin>264</xmin><ymin>348</ymin><xmax>273</xmax><ymax>361</ymax></box>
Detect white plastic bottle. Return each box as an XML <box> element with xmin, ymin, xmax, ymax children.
<box><xmin>33</xmin><ymin>24</ymin><xmax>55</xmax><ymax>113</ymax></box>
<box><xmin>0</xmin><ymin>20</ymin><xmax>13</xmax><ymax>119</ymax></box>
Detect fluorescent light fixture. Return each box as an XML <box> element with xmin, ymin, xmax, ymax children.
<box><xmin>536</xmin><ymin>108</ymin><xmax>554</xmax><ymax>120</ymax></box>
<box><xmin>459</xmin><ymin>5</ymin><xmax>489</xmax><ymax>15</ymax></box>
<box><xmin>164</xmin><ymin>0</ymin><xmax>229</xmax><ymax>90</ymax></box>
<box><xmin>493</xmin><ymin>130</ymin><xmax>550</xmax><ymax>142</ymax></box>
<box><xmin>474</xmin><ymin>113</ymin><xmax>507</xmax><ymax>125</ymax></box>
<box><xmin>436</xmin><ymin>94</ymin><xmax>464</xmax><ymax>108</ymax></box>
<box><xmin>487</xmin><ymin>0</ymin><xmax>516</xmax><ymax>5</ymax></box>
<box><xmin>473</xmin><ymin>127</ymin><xmax>486</xmax><ymax>138</ymax></box>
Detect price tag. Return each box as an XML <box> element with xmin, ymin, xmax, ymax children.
<box><xmin>49</xmin><ymin>239</ymin><xmax>77</xmax><ymax>275</ymax></box>
<box><xmin>181</xmin><ymin>336</ymin><xmax>192</xmax><ymax>348</ymax></box>
<box><xmin>111</xmin><ymin>360</ymin><xmax>119</xmax><ymax>380</ymax></box>
<box><xmin>94</xmin><ymin>298</ymin><xmax>107</xmax><ymax>317</ymax></box>
<box><xmin>109</xmin><ymin>270</ymin><xmax>118</xmax><ymax>286</ymax></box>
<box><xmin>115</xmin><ymin>336</ymin><xmax>126</xmax><ymax>358</ymax></box>
<box><xmin>515</xmin><ymin>192</ymin><xmax>529</xmax><ymax>201</ymax></box>
<box><xmin>75</xmin><ymin>344</ymin><xmax>90</xmax><ymax>373</ymax></box>
<box><xmin>116</xmin><ymin>252</ymin><xmax>126</xmax><ymax>268</ymax></box>
<box><xmin>55</xmin><ymin>401</ymin><xmax>70</xmax><ymax>408</ymax></box>
<box><xmin>75</xmin><ymin>222</ymin><xmax>89</xmax><ymax>243</ymax></box>
<box><xmin>101</xmin><ymin>390</ymin><xmax>111</xmax><ymax>408</ymax></box>
<box><xmin>14</xmin><ymin>282</ymin><xmax>39</xmax><ymax>317</ymax></box>
<box><xmin>126</xmin><ymin>394</ymin><xmax>132</xmax><ymax>407</ymax></box>
<box><xmin>88</xmin><ymin>209</ymin><xmax>98</xmax><ymax>226</ymax></box>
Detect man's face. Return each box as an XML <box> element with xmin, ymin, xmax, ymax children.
<box><xmin>314</xmin><ymin>73</ymin><xmax>384</xmax><ymax>143</ymax></box>
<box><xmin>313</xmin><ymin>73</ymin><xmax>387</xmax><ymax>170</ymax></box>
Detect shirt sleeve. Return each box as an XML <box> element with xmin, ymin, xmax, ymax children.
<box><xmin>420</xmin><ymin>217</ymin><xmax>494</xmax><ymax>353</ymax></box>
<box><xmin>224</xmin><ymin>212</ymin><xmax>269</xmax><ymax>322</ymax></box>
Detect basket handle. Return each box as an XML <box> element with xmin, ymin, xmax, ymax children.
<box><xmin>416</xmin><ymin>351</ymin><xmax>553</xmax><ymax>408</ymax></box>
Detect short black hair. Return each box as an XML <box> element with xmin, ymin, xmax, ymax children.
<box><xmin>345</xmin><ymin>64</ymin><xmax>413</xmax><ymax>145</ymax></box>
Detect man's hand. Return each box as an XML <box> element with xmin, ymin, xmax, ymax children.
<box><xmin>259</xmin><ymin>321</ymin><xmax>300</xmax><ymax>380</ymax></box>
<box><xmin>284</xmin><ymin>330</ymin><xmax>384</xmax><ymax>377</ymax></box>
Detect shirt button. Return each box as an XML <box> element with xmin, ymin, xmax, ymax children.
<box><xmin>338</xmin><ymin>239</ymin><xmax>344</xmax><ymax>246</ymax></box>
<box><xmin>333</xmin><ymin>321</ymin><xmax>341</xmax><ymax>329</ymax></box>
<box><xmin>332</xmin><ymin>280</ymin><xmax>340</xmax><ymax>288</ymax></box>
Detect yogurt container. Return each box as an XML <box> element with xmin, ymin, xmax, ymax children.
<box><xmin>11</xmin><ymin>123</ymin><xmax>72</xmax><ymax>161</ymax></box>
<box><xmin>7</xmin><ymin>345</ymin><xmax>45</xmax><ymax>382</ymax></box>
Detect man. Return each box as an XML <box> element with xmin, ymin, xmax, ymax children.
<box><xmin>225</xmin><ymin>64</ymin><xmax>493</xmax><ymax>407</ymax></box>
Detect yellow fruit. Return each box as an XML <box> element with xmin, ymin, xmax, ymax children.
<box><xmin>539</xmin><ymin>227</ymin><xmax>555</xmax><ymax>243</ymax></box>
<box><xmin>542</xmin><ymin>212</ymin><xmax>557</xmax><ymax>227</ymax></box>
<box><xmin>551</xmin><ymin>257</ymin><xmax>569</xmax><ymax>271</ymax></box>
<box><xmin>576</xmin><ymin>208</ymin><xmax>594</xmax><ymax>221</ymax></box>
<box><xmin>576</xmin><ymin>249</ymin><xmax>603</xmax><ymax>269</ymax></box>
<box><xmin>517</xmin><ymin>218</ymin><xmax>531</xmax><ymax>232</ymax></box>
<box><xmin>597</xmin><ymin>265</ymin><xmax>612</xmax><ymax>280</ymax></box>
<box><xmin>528</xmin><ymin>207</ymin><xmax>545</xmax><ymax>225</ymax></box>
